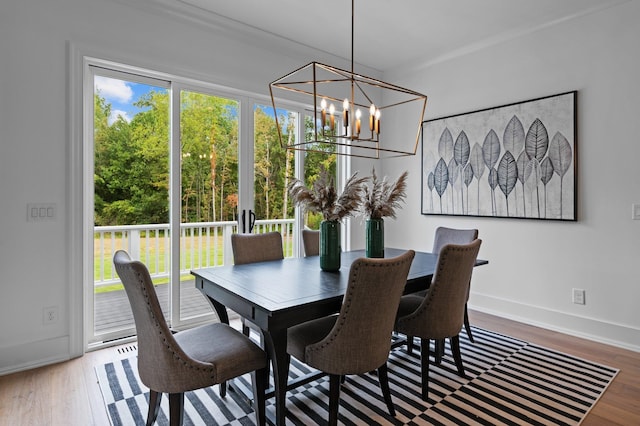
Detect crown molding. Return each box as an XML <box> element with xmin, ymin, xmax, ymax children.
<box><xmin>110</xmin><ymin>0</ymin><xmax>381</xmax><ymax>77</ymax></box>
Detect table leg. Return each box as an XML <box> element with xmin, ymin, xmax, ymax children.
<box><xmin>262</xmin><ymin>328</ymin><xmax>290</xmax><ymax>426</ymax></box>
<box><xmin>205</xmin><ymin>297</ymin><xmax>230</xmax><ymax>325</ymax></box>
<box><xmin>205</xmin><ymin>296</ymin><xmax>229</xmax><ymax>397</ymax></box>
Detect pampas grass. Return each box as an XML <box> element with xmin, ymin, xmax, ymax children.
<box><xmin>288</xmin><ymin>168</ymin><xmax>367</xmax><ymax>222</ymax></box>
<box><xmin>361</xmin><ymin>168</ymin><xmax>408</xmax><ymax>219</ymax></box>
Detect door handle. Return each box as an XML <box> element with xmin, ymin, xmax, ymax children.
<box><xmin>241</xmin><ymin>209</ymin><xmax>246</xmax><ymax>233</ymax></box>
<box><xmin>249</xmin><ymin>210</ymin><xmax>256</xmax><ymax>233</ymax></box>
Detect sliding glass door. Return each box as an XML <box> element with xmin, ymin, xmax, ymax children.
<box><xmin>85</xmin><ymin>59</ymin><xmax>342</xmax><ymax>347</ymax></box>
<box><xmin>177</xmin><ymin>87</ymin><xmax>239</xmax><ymax>323</ymax></box>
<box><xmin>90</xmin><ymin>67</ymin><xmax>172</xmax><ymax>343</ymax></box>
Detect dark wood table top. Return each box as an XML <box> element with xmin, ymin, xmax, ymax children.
<box><xmin>192</xmin><ymin>248</ymin><xmax>487</xmax><ymax>329</ymax></box>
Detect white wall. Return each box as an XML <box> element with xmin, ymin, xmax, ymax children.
<box><xmin>1</xmin><ymin>0</ymin><xmax>638</xmax><ymax>375</ymax></box>
<box><xmin>377</xmin><ymin>1</ymin><xmax>640</xmax><ymax>351</ymax></box>
<box><xmin>0</xmin><ymin>0</ymin><xmax>372</xmax><ymax>374</ymax></box>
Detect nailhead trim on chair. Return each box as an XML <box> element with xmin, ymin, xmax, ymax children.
<box><xmin>402</xmin><ymin>245</ymin><xmax>476</xmax><ymax>321</ymax></box>
<box><xmin>134</xmin><ymin>269</ymin><xmax>217</xmax><ymax>381</ymax></box>
<box><xmin>307</xmin><ymin>257</ymin><xmax>408</xmax><ymax>354</ymax></box>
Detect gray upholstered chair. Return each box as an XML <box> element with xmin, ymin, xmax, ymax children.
<box><xmin>231</xmin><ymin>231</ymin><xmax>284</xmax><ymax>337</ymax></box>
<box><xmin>231</xmin><ymin>231</ymin><xmax>284</xmax><ymax>265</ymax></box>
<box><xmin>407</xmin><ymin>226</ymin><xmax>479</xmax><ymax>355</ymax></box>
<box><xmin>287</xmin><ymin>250</ymin><xmax>415</xmax><ymax>426</ymax></box>
<box><xmin>433</xmin><ymin>227</ymin><xmax>478</xmax><ymax>343</ymax></box>
<box><xmin>302</xmin><ymin>229</ymin><xmax>320</xmax><ymax>256</ymax></box>
<box><xmin>394</xmin><ymin>240</ymin><xmax>482</xmax><ymax>401</ymax></box>
<box><xmin>113</xmin><ymin>250</ymin><xmax>268</xmax><ymax>426</ymax></box>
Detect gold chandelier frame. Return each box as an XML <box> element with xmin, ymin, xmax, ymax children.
<box><xmin>269</xmin><ymin>0</ymin><xmax>428</xmax><ymax>159</ymax></box>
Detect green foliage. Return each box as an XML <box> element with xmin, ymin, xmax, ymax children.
<box><xmin>93</xmin><ymin>89</ymin><xmax>335</xmax><ymax>227</ymax></box>
<box><xmin>179</xmin><ymin>91</ymin><xmax>239</xmax><ymax>223</ymax></box>
<box><xmin>94</xmin><ymin>90</ymin><xmax>170</xmax><ymax>225</ymax></box>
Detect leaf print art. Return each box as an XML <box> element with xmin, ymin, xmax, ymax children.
<box><xmin>548</xmin><ymin>131</ymin><xmax>573</xmax><ymax>218</ymax></box>
<box><xmin>421</xmin><ymin>92</ymin><xmax>576</xmax><ymax>220</ymax></box>
<box><xmin>497</xmin><ymin>151</ymin><xmax>517</xmax><ymax>216</ymax></box>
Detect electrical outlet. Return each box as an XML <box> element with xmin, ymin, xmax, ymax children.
<box><xmin>572</xmin><ymin>288</ymin><xmax>585</xmax><ymax>305</ymax></box>
<box><xmin>43</xmin><ymin>306</ymin><xmax>58</xmax><ymax>325</ymax></box>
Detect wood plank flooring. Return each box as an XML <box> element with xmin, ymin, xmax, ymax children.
<box><xmin>0</xmin><ymin>310</ymin><xmax>638</xmax><ymax>426</ymax></box>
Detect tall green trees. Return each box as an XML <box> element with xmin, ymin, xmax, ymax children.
<box><xmin>254</xmin><ymin>107</ymin><xmax>295</xmax><ymax>220</ymax></box>
<box><xmin>94</xmin><ymin>90</ymin><xmax>169</xmax><ymax>225</ymax></box>
<box><xmin>180</xmin><ymin>91</ymin><xmax>238</xmax><ymax>223</ymax></box>
<box><xmin>93</xmin><ymin>90</ymin><xmax>334</xmax><ymax>227</ymax></box>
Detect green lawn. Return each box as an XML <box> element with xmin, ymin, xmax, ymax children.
<box><xmin>94</xmin><ymin>232</ymin><xmax>293</xmax><ymax>293</ymax></box>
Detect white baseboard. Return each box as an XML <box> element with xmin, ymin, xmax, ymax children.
<box><xmin>0</xmin><ymin>336</ymin><xmax>72</xmax><ymax>375</ymax></box>
<box><xmin>471</xmin><ymin>293</ymin><xmax>640</xmax><ymax>353</ymax></box>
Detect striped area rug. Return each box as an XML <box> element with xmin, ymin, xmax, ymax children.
<box><xmin>95</xmin><ymin>327</ymin><xmax>618</xmax><ymax>425</ymax></box>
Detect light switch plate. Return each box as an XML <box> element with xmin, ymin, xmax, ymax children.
<box><xmin>27</xmin><ymin>203</ymin><xmax>56</xmax><ymax>222</ymax></box>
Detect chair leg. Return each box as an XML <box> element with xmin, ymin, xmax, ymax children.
<box><xmin>450</xmin><ymin>335</ymin><xmax>466</xmax><ymax>378</ymax></box>
<box><xmin>435</xmin><ymin>339</ymin><xmax>445</xmax><ymax>364</ymax></box>
<box><xmin>406</xmin><ymin>335</ymin><xmax>415</xmax><ymax>355</ymax></box>
<box><xmin>420</xmin><ymin>338</ymin><xmax>431</xmax><ymax>401</ymax></box>
<box><xmin>251</xmin><ymin>366</ymin><xmax>269</xmax><ymax>426</ymax></box>
<box><xmin>328</xmin><ymin>374</ymin><xmax>342</xmax><ymax>426</ymax></box>
<box><xmin>377</xmin><ymin>363</ymin><xmax>395</xmax><ymax>417</ymax></box>
<box><xmin>168</xmin><ymin>393</ymin><xmax>184</xmax><ymax>426</ymax></box>
<box><xmin>146</xmin><ymin>390</ymin><xmax>162</xmax><ymax>426</ymax></box>
<box><xmin>464</xmin><ymin>304</ymin><xmax>474</xmax><ymax>343</ymax></box>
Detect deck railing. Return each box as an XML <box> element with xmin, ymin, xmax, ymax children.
<box><xmin>94</xmin><ymin>219</ymin><xmax>295</xmax><ymax>289</ymax></box>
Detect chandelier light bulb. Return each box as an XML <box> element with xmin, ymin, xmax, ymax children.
<box><xmin>342</xmin><ymin>98</ymin><xmax>349</xmax><ymax>134</ymax></box>
<box><xmin>320</xmin><ymin>98</ymin><xmax>327</xmax><ymax>130</ymax></box>
<box><xmin>369</xmin><ymin>104</ymin><xmax>376</xmax><ymax>131</ymax></box>
<box><xmin>329</xmin><ymin>103</ymin><xmax>336</xmax><ymax>131</ymax></box>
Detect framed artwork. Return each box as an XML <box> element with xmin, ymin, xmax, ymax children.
<box><xmin>421</xmin><ymin>91</ymin><xmax>577</xmax><ymax>221</ymax></box>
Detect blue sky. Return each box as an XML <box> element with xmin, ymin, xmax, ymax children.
<box><xmin>94</xmin><ymin>76</ymin><xmax>163</xmax><ymax>124</ymax></box>
<box><xmin>94</xmin><ymin>76</ymin><xmax>289</xmax><ymax>127</ymax></box>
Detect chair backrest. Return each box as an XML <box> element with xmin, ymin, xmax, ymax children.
<box><xmin>302</xmin><ymin>229</ymin><xmax>320</xmax><ymax>256</ymax></box>
<box><xmin>113</xmin><ymin>250</ymin><xmax>212</xmax><ymax>392</ymax></box>
<box><xmin>231</xmin><ymin>231</ymin><xmax>284</xmax><ymax>265</ymax></box>
<box><xmin>304</xmin><ymin>250</ymin><xmax>415</xmax><ymax>375</ymax></box>
<box><xmin>432</xmin><ymin>226</ymin><xmax>478</xmax><ymax>254</ymax></box>
<box><xmin>397</xmin><ymin>240</ymin><xmax>481</xmax><ymax>339</ymax></box>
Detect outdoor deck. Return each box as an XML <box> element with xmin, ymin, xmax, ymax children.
<box><xmin>94</xmin><ymin>278</ymin><xmax>239</xmax><ymax>335</ymax></box>
<box><xmin>92</xmin><ymin>219</ymin><xmax>294</xmax><ymax>340</ymax></box>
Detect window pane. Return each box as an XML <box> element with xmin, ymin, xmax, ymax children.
<box><xmin>302</xmin><ymin>115</ymin><xmax>337</xmax><ymax>230</ymax></box>
<box><xmin>180</xmin><ymin>90</ymin><xmax>239</xmax><ymax>320</ymax></box>
<box><xmin>93</xmin><ymin>75</ymin><xmax>170</xmax><ymax>338</ymax></box>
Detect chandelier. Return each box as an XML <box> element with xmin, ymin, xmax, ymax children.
<box><xmin>269</xmin><ymin>0</ymin><xmax>428</xmax><ymax>159</ymax></box>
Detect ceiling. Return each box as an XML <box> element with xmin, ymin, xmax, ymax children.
<box><xmin>175</xmin><ymin>0</ymin><xmax>624</xmax><ymax>72</ymax></box>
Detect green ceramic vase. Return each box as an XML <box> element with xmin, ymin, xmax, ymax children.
<box><xmin>320</xmin><ymin>220</ymin><xmax>341</xmax><ymax>271</ymax></box>
<box><xmin>365</xmin><ymin>218</ymin><xmax>384</xmax><ymax>258</ymax></box>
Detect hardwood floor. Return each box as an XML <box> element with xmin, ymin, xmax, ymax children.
<box><xmin>0</xmin><ymin>310</ymin><xmax>638</xmax><ymax>425</ymax></box>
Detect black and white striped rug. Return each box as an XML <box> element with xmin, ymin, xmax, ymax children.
<box><xmin>96</xmin><ymin>327</ymin><xmax>618</xmax><ymax>425</ymax></box>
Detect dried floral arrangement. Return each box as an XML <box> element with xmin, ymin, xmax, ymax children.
<box><xmin>288</xmin><ymin>168</ymin><xmax>368</xmax><ymax>222</ymax></box>
<box><xmin>361</xmin><ymin>168</ymin><xmax>408</xmax><ymax>219</ymax></box>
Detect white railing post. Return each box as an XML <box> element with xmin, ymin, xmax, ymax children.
<box><xmin>129</xmin><ymin>229</ymin><xmax>141</xmax><ymax>260</ymax></box>
<box><xmin>222</xmin><ymin>223</ymin><xmax>234</xmax><ymax>265</ymax></box>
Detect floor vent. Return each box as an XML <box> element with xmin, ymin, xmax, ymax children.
<box><xmin>116</xmin><ymin>344</ymin><xmax>138</xmax><ymax>355</ymax></box>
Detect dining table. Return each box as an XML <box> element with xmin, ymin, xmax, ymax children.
<box><xmin>192</xmin><ymin>247</ymin><xmax>488</xmax><ymax>425</ymax></box>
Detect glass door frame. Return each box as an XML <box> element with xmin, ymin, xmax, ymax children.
<box><xmin>85</xmin><ymin>62</ymin><xmax>173</xmax><ymax>345</ymax></box>
<box><xmin>82</xmin><ymin>56</ymin><xmax>345</xmax><ymax>349</ymax></box>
